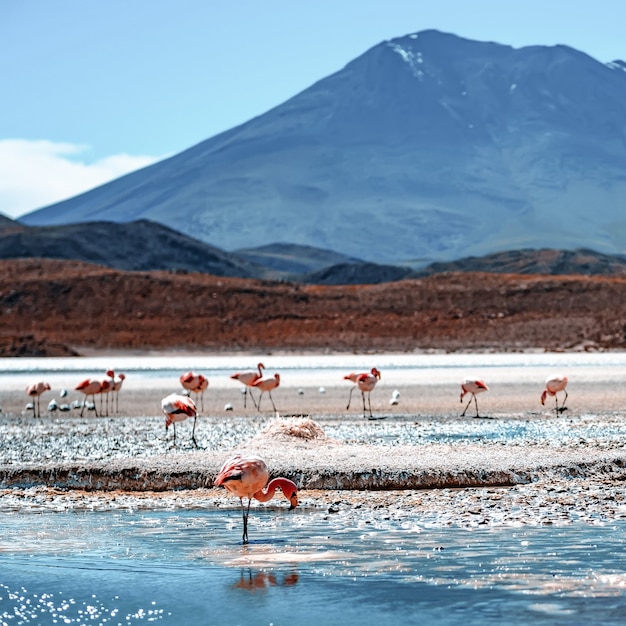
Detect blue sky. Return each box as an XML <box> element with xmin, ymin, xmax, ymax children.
<box><xmin>2</xmin><ymin>0</ymin><xmax>626</xmax><ymax>219</ymax></box>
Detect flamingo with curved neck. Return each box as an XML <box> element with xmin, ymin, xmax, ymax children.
<box><xmin>541</xmin><ymin>374</ymin><xmax>568</xmax><ymax>415</ymax></box>
<box><xmin>230</xmin><ymin>362</ymin><xmax>265</xmax><ymax>408</ymax></box>
<box><xmin>214</xmin><ymin>453</ymin><xmax>298</xmax><ymax>544</ymax></box>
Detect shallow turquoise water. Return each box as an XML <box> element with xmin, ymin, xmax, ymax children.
<box><xmin>2</xmin><ymin>508</ymin><xmax>626</xmax><ymax>625</ymax></box>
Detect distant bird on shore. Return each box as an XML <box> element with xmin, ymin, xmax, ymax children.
<box><xmin>214</xmin><ymin>454</ymin><xmax>299</xmax><ymax>544</ymax></box>
<box><xmin>75</xmin><ymin>379</ymin><xmax>102</xmax><ymax>416</ymax></box>
<box><xmin>161</xmin><ymin>392</ymin><xmax>199</xmax><ymax>446</ymax></box>
<box><xmin>180</xmin><ymin>371</ymin><xmax>208</xmax><ymax>410</ymax></box>
<box><xmin>460</xmin><ymin>377</ymin><xmax>489</xmax><ymax>418</ymax></box>
<box><xmin>252</xmin><ymin>373</ymin><xmax>280</xmax><ymax>413</ymax></box>
<box><xmin>107</xmin><ymin>370</ymin><xmax>126</xmax><ymax>413</ymax></box>
<box><xmin>344</xmin><ymin>368</ymin><xmax>381</xmax><ymax>418</ymax></box>
<box><xmin>390</xmin><ymin>389</ymin><xmax>400</xmax><ymax>406</ymax></box>
<box><xmin>25</xmin><ymin>381</ymin><xmax>51</xmax><ymax>417</ymax></box>
<box><xmin>230</xmin><ymin>363</ymin><xmax>265</xmax><ymax>408</ymax></box>
<box><xmin>541</xmin><ymin>374</ymin><xmax>568</xmax><ymax>415</ymax></box>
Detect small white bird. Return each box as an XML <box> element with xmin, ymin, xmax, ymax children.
<box><xmin>318</xmin><ymin>387</ymin><xmax>326</xmax><ymax>394</ymax></box>
<box><xmin>60</xmin><ymin>389</ymin><xmax>68</xmax><ymax>398</ymax></box>
<box><xmin>48</xmin><ymin>399</ymin><xmax>58</xmax><ymax>412</ymax></box>
<box><xmin>224</xmin><ymin>403</ymin><xmax>234</xmax><ymax>411</ymax></box>
<box><xmin>390</xmin><ymin>389</ymin><xmax>400</xmax><ymax>406</ymax></box>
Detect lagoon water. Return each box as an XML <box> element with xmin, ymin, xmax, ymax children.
<box><xmin>1</xmin><ymin>351</ymin><xmax>626</xmax><ymax>392</ymax></box>
<box><xmin>2</xmin><ymin>507</ymin><xmax>626</xmax><ymax>625</ymax></box>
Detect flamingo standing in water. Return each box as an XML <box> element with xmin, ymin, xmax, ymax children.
<box><xmin>75</xmin><ymin>379</ymin><xmax>102</xmax><ymax>416</ymax></box>
<box><xmin>25</xmin><ymin>381</ymin><xmax>51</xmax><ymax>417</ymax></box>
<box><xmin>345</xmin><ymin>368</ymin><xmax>381</xmax><ymax>418</ymax></box>
<box><xmin>230</xmin><ymin>362</ymin><xmax>265</xmax><ymax>408</ymax></box>
<box><xmin>180</xmin><ymin>371</ymin><xmax>208</xmax><ymax>410</ymax></box>
<box><xmin>460</xmin><ymin>377</ymin><xmax>489</xmax><ymax>418</ymax></box>
<box><xmin>161</xmin><ymin>392</ymin><xmax>199</xmax><ymax>446</ymax></box>
<box><xmin>252</xmin><ymin>373</ymin><xmax>280</xmax><ymax>413</ymax></box>
<box><xmin>541</xmin><ymin>374</ymin><xmax>568</xmax><ymax>415</ymax></box>
<box><xmin>214</xmin><ymin>454</ymin><xmax>299</xmax><ymax>544</ymax></box>
<box><xmin>108</xmin><ymin>371</ymin><xmax>126</xmax><ymax>413</ymax></box>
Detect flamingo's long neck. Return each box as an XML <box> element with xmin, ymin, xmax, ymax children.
<box><xmin>253</xmin><ymin>478</ymin><xmax>295</xmax><ymax>503</ymax></box>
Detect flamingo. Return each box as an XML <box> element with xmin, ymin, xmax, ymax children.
<box><xmin>541</xmin><ymin>374</ymin><xmax>568</xmax><ymax>415</ymax></box>
<box><xmin>180</xmin><ymin>371</ymin><xmax>208</xmax><ymax>409</ymax></box>
<box><xmin>107</xmin><ymin>370</ymin><xmax>126</xmax><ymax>413</ymax></box>
<box><xmin>230</xmin><ymin>362</ymin><xmax>265</xmax><ymax>408</ymax></box>
<box><xmin>99</xmin><ymin>378</ymin><xmax>111</xmax><ymax>416</ymax></box>
<box><xmin>252</xmin><ymin>373</ymin><xmax>280</xmax><ymax>412</ymax></box>
<box><xmin>194</xmin><ymin>374</ymin><xmax>209</xmax><ymax>411</ymax></box>
<box><xmin>214</xmin><ymin>454</ymin><xmax>298</xmax><ymax>544</ymax></box>
<box><xmin>75</xmin><ymin>379</ymin><xmax>102</xmax><ymax>416</ymax></box>
<box><xmin>344</xmin><ymin>372</ymin><xmax>359</xmax><ymax>407</ymax></box>
<box><xmin>460</xmin><ymin>377</ymin><xmax>489</xmax><ymax>417</ymax></box>
<box><xmin>25</xmin><ymin>381</ymin><xmax>51</xmax><ymax>417</ymax></box>
<box><xmin>161</xmin><ymin>392</ymin><xmax>199</xmax><ymax>446</ymax></box>
<box><xmin>345</xmin><ymin>368</ymin><xmax>381</xmax><ymax>418</ymax></box>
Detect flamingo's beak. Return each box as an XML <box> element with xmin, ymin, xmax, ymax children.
<box><xmin>288</xmin><ymin>491</ymin><xmax>299</xmax><ymax>510</ymax></box>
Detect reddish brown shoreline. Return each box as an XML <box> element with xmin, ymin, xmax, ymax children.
<box><xmin>1</xmin><ymin>258</ymin><xmax>626</xmax><ymax>356</ymax></box>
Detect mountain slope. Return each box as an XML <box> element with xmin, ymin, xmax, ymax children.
<box><xmin>419</xmin><ymin>248</ymin><xmax>626</xmax><ymax>277</ymax></box>
<box><xmin>20</xmin><ymin>30</ymin><xmax>626</xmax><ymax>264</ymax></box>
<box><xmin>0</xmin><ymin>219</ymin><xmax>266</xmax><ymax>277</ymax></box>
<box><xmin>235</xmin><ymin>243</ymin><xmax>362</xmax><ymax>275</ymax></box>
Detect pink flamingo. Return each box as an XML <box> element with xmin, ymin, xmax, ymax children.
<box><xmin>541</xmin><ymin>374</ymin><xmax>568</xmax><ymax>415</ymax></box>
<box><xmin>345</xmin><ymin>368</ymin><xmax>381</xmax><ymax>418</ymax></box>
<box><xmin>25</xmin><ymin>381</ymin><xmax>51</xmax><ymax>417</ymax></box>
<box><xmin>214</xmin><ymin>454</ymin><xmax>299</xmax><ymax>544</ymax></box>
<box><xmin>161</xmin><ymin>392</ymin><xmax>199</xmax><ymax>446</ymax></box>
<box><xmin>107</xmin><ymin>370</ymin><xmax>126</xmax><ymax>413</ymax></box>
<box><xmin>193</xmin><ymin>374</ymin><xmax>209</xmax><ymax>411</ymax></box>
<box><xmin>99</xmin><ymin>378</ymin><xmax>111</xmax><ymax>416</ymax></box>
<box><xmin>180</xmin><ymin>371</ymin><xmax>208</xmax><ymax>409</ymax></box>
<box><xmin>460</xmin><ymin>377</ymin><xmax>489</xmax><ymax>417</ymax></box>
<box><xmin>252</xmin><ymin>373</ymin><xmax>280</xmax><ymax>412</ymax></box>
<box><xmin>230</xmin><ymin>362</ymin><xmax>265</xmax><ymax>408</ymax></box>
<box><xmin>75</xmin><ymin>379</ymin><xmax>102</xmax><ymax>416</ymax></box>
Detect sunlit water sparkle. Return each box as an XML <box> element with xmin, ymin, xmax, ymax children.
<box><xmin>2</xmin><ymin>508</ymin><xmax>626</xmax><ymax>625</ymax></box>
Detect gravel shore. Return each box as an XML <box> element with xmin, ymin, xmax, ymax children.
<box><xmin>1</xmin><ymin>379</ymin><xmax>626</xmax><ymax>527</ymax></box>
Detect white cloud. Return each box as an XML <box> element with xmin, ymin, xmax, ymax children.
<box><xmin>0</xmin><ymin>139</ymin><xmax>162</xmax><ymax>219</ymax></box>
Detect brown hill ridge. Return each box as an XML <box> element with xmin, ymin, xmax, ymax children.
<box><xmin>1</xmin><ymin>258</ymin><xmax>625</xmax><ymax>356</ymax></box>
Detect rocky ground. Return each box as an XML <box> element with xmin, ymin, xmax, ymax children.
<box><xmin>1</xmin><ymin>258</ymin><xmax>626</xmax><ymax>356</ymax></box>
<box><xmin>1</xmin><ymin>380</ymin><xmax>626</xmax><ymax>527</ymax></box>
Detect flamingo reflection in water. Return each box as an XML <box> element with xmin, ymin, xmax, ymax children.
<box><xmin>232</xmin><ymin>569</ymin><xmax>299</xmax><ymax>591</ymax></box>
